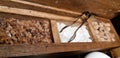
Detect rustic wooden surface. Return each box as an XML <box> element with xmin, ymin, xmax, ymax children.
<box><xmin>0</xmin><ymin>42</ymin><xmax>119</xmax><ymax>57</ymax></box>
<box><xmin>1</xmin><ymin>0</ymin><xmax>120</xmax><ymax>19</ymax></box>
<box><xmin>0</xmin><ymin>0</ymin><xmax>80</xmax><ymax>17</ymax></box>
<box><xmin>0</xmin><ymin>0</ymin><xmax>120</xmax><ymax>57</ymax></box>
<box><xmin>23</xmin><ymin>0</ymin><xmax>120</xmax><ymax>19</ymax></box>
<box><xmin>87</xmin><ymin>17</ymin><xmax>97</xmax><ymax>41</ymax></box>
<box><xmin>0</xmin><ymin>6</ymin><xmax>81</xmax><ymax>22</ymax></box>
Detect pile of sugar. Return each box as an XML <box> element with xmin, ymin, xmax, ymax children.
<box><xmin>57</xmin><ymin>22</ymin><xmax>92</xmax><ymax>43</ymax></box>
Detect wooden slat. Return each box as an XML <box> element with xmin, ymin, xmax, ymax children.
<box><xmin>10</xmin><ymin>0</ymin><xmax>81</xmax><ymax>15</ymax></box>
<box><xmin>87</xmin><ymin>16</ymin><xmax>98</xmax><ymax>41</ymax></box>
<box><xmin>0</xmin><ymin>6</ymin><xmax>82</xmax><ymax>22</ymax></box>
<box><xmin>23</xmin><ymin>0</ymin><xmax>120</xmax><ymax>19</ymax></box>
<box><xmin>2</xmin><ymin>0</ymin><xmax>120</xmax><ymax>19</ymax></box>
<box><xmin>0</xmin><ymin>0</ymin><xmax>78</xmax><ymax>17</ymax></box>
<box><xmin>86</xmin><ymin>24</ymin><xmax>95</xmax><ymax>42</ymax></box>
<box><xmin>0</xmin><ymin>42</ymin><xmax>119</xmax><ymax>57</ymax></box>
<box><xmin>50</xmin><ymin>20</ymin><xmax>61</xmax><ymax>43</ymax></box>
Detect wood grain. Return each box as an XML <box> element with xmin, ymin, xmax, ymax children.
<box><xmin>1</xmin><ymin>0</ymin><xmax>120</xmax><ymax>19</ymax></box>
<box><xmin>0</xmin><ymin>6</ymin><xmax>82</xmax><ymax>22</ymax></box>
<box><xmin>0</xmin><ymin>0</ymin><xmax>79</xmax><ymax>17</ymax></box>
<box><xmin>87</xmin><ymin>16</ymin><xmax>98</xmax><ymax>41</ymax></box>
<box><xmin>50</xmin><ymin>20</ymin><xmax>61</xmax><ymax>43</ymax></box>
<box><xmin>23</xmin><ymin>0</ymin><xmax>120</xmax><ymax>19</ymax></box>
<box><xmin>10</xmin><ymin>0</ymin><xmax>81</xmax><ymax>15</ymax></box>
<box><xmin>0</xmin><ymin>42</ymin><xmax>120</xmax><ymax>57</ymax></box>
<box><xmin>0</xmin><ymin>0</ymin><xmax>119</xmax><ymax>57</ymax></box>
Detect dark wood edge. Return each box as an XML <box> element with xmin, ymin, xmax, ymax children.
<box><xmin>108</xmin><ymin>20</ymin><xmax>120</xmax><ymax>41</ymax></box>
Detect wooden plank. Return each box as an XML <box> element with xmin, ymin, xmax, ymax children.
<box><xmin>50</xmin><ymin>20</ymin><xmax>61</xmax><ymax>43</ymax></box>
<box><xmin>23</xmin><ymin>0</ymin><xmax>120</xmax><ymax>19</ymax></box>
<box><xmin>0</xmin><ymin>0</ymin><xmax>79</xmax><ymax>17</ymax></box>
<box><xmin>0</xmin><ymin>6</ymin><xmax>82</xmax><ymax>22</ymax></box>
<box><xmin>0</xmin><ymin>42</ymin><xmax>119</xmax><ymax>57</ymax></box>
<box><xmin>10</xmin><ymin>0</ymin><xmax>81</xmax><ymax>15</ymax></box>
<box><xmin>87</xmin><ymin>16</ymin><xmax>98</xmax><ymax>41</ymax></box>
<box><xmin>1</xmin><ymin>0</ymin><xmax>120</xmax><ymax>19</ymax></box>
<box><xmin>86</xmin><ymin>23</ymin><xmax>95</xmax><ymax>42</ymax></box>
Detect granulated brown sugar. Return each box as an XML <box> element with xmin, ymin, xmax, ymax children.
<box><xmin>0</xmin><ymin>17</ymin><xmax>52</xmax><ymax>44</ymax></box>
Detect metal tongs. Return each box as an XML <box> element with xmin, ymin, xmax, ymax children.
<box><xmin>60</xmin><ymin>11</ymin><xmax>93</xmax><ymax>42</ymax></box>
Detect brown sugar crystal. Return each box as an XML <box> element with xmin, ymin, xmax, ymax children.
<box><xmin>0</xmin><ymin>18</ymin><xmax>52</xmax><ymax>44</ymax></box>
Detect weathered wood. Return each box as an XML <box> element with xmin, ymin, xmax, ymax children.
<box><xmin>0</xmin><ymin>6</ymin><xmax>82</xmax><ymax>22</ymax></box>
<box><xmin>1</xmin><ymin>0</ymin><xmax>120</xmax><ymax>19</ymax></box>
<box><xmin>0</xmin><ymin>42</ymin><xmax>119</xmax><ymax>57</ymax></box>
<box><xmin>0</xmin><ymin>0</ymin><xmax>78</xmax><ymax>17</ymax></box>
<box><xmin>0</xmin><ymin>0</ymin><xmax>120</xmax><ymax>57</ymax></box>
<box><xmin>87</xmin><ymin>16</ymin><xmax>98</xmax><ymax>41</ymax></box>
<box><xmin>23</xmin><ymin>0</ymin><xmax>120</xmax><ymax>19</ymax></box>
<box><xmin>50</xmin><ymin>20</ymin><xmax>61</xmax><ymax>43</ymax></box>
<box><xmin>10</xmin><ymin>0</ymin><xmax>81</xmax><ymax>15</ymax></box>
<box><xmin>86</xmin><ymin>23</ymin><xmax>95</xmax><ymax>42</ymax></box>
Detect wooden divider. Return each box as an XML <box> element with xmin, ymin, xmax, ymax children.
<box><xmin>50</xmin><ymin>20</ymin><xmax>61</xmax><ymax>43</ymax></box>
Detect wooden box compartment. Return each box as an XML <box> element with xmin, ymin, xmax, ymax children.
<box><xmin>0</xmin><ymin>13</ymin><xmax>53</xmax><ymax>44</ymax></box>
<box><xmin>87</xmin><ymin>16</ymin><xmax>120</xmax><ymax>42</ymax></box>
<box><xmin>0</xmin><ymin>12</ymin><xmax>119</xmax><ymax>44</ymax></box>
<box><xmin>53</xmin><ymin>16</ymin><xmax>120</xmax><ymax>43</ymax></box>
<box><xmin>56</xmin><ymin>21</ymin><xmax>93</xmax><ymax>43</ymax></box>
<box><xmin>0</xmin><ymin>12</ymin><xmax>119</xmax><ymax>57</ymax></box>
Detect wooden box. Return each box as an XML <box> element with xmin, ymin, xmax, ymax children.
<box><xmin>0</xmin><ymin>0</ymin><xmax>120</xmax><ymax>57</ymax></box>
